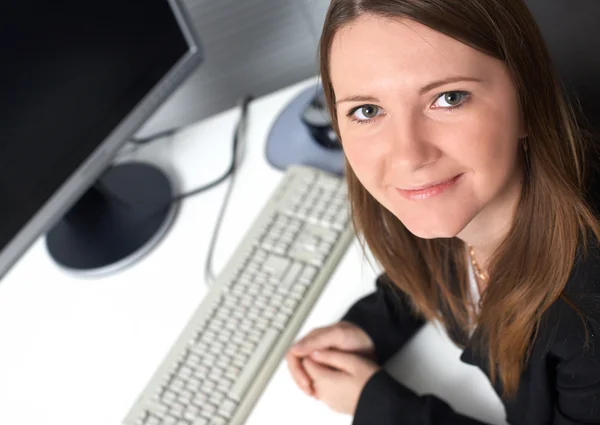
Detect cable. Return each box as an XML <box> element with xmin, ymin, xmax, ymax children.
<box><xmin>108</xmin><ymin>96</ymin><xmax>252</xmax><ymax>207</ymax></box>
<box><xmin>129</xmin><ymin>128</ymin><xmax>180</xmax><ymax>145</ymax></box>
<box><xmin>172</xmin><ymin>96</ymin><xmax>251</xmax><ymax>202</ymax></box>
<box><xmin>201</xmin><ymin>95</ymin><xmax>252</xmax><ymax>285</ymax></box>
<box><xmin>102</xmin><ymin>95</ymin><xmax>253</xmax><ymax>286</ymax></box>
<box><xmin>113</xmin><ymin>127</ymin><xmax>182</xmax><ymax>163</ymax></box>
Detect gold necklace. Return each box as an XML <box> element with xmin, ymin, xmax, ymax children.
<box><xmin>467</xmin><ymin>244</ymin><xmax>489</xmax><ymax>282</ymax></box>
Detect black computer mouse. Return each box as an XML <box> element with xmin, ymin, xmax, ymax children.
<box><xmin>301</xmin><ymin>90</ymin><xmax>342</xmax><ymax>150</ymax></box>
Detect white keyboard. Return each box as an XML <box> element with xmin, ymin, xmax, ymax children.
<box><xmin>123</xmin><ymin>165</ymin><xmax>354</xmax><ymax>425</ymax></box>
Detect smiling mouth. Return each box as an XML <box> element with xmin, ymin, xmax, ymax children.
<box><xmin>396</xmin><ymin>174</ymin><xmax>463</xmax><ymax>200</ymax></box>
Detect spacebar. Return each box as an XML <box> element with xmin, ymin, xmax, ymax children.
<box><xmin>229</xmin><ymin>328</ymin><xmax>280</xmax><ymax>402</ymax></box>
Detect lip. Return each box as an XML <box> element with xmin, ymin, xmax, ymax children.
<box><xmin>396</xmin><ymin>174</ymin><xmax>463</xmax><ymax>201</ymax></box>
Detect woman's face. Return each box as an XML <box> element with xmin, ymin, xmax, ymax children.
<box><xmin>330</xmin><ymin>16</ymin><xmax>526</xmax><ymax>239</ymax></box>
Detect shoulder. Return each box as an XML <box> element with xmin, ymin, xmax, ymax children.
<box><xmin>541</xmin><ymin>235</ymin><xmax>600</xmax><ymax>360</ymax></box>
<box><xmin>584</xmin><ymin>153</ymin><xmax>600</xmax><ymax>217</ymax></box>
<box><xmin>566</xmin><ymin>234</ymin><xmax>600</xmax><ymax>296</ymax></box>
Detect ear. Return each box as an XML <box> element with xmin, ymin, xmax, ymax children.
<box><xmin>518</xmin><ymin>116</ymin><xmax>528</xmax><ymax>140</ymax></box>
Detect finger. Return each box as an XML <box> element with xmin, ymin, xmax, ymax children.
<box><xmin>303</xmin><ymin>357</ymin><xmax>335</xmax><ymax>380</ymax></box>
<box><xmin>310</xmin><ymin>350</ymin><xmax>361</xmax><ymax>375</ymax></box>
<box><xmin>290</xmin><ymin>328</ymin><xmax>329</xmax><ymax>354</ymax></box>
<box><xmin>290</xmin><ymin>326</ymin><xmax>343</xmax><ymax>355</ymax></box>
<box><xmin>285</xmin><ymin>351</ymin><xmax>314</xmax><ymax>395</ymax></box>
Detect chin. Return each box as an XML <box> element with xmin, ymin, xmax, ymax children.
<box><xmin>397</xmin><ymin>213</ymin><xmax>471</xmax><ymax>240</ymax></box>
<box><xmin>380</xmin><ymin>191</ymin><xmax>480</xmax><ymax>240</ymax></box>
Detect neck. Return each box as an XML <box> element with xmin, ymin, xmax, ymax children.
<box><xmin>458</xmin><ymin>171</ymin><xmax>524</xmax><ymax>273</ymax></box>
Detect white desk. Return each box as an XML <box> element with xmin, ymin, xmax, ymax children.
<box><xmin>0</xmin><ymin>78</ymin><xmax>507</xmax><ymax>425</ymax></box>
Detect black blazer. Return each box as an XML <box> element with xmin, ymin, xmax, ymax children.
<box><xmin>341</xmin><ymin>241</ymin><xmax>600</xmax><ymax>424</ymax></box>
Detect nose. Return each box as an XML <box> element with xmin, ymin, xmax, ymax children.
<box><xmin>385</xmin><ymin>110</ymin><xmax>438</xmax><ymax>172</ymax></box>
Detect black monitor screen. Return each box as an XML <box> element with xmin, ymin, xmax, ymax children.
<box><xmin>0</xmin><ymin>1</ymin><xmax>190</xmax><ymax>253</ymax></box>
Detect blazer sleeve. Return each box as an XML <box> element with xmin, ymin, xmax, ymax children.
<box><xmin>550</xmin><ymin>244</ymin><xmax>600</xmax><ymax>423</ymax></box>
<box><xmin>341</xmin><ymin>273</ymin><xmax>426</xmax><ymax>365</ymax></box>
<box><xmin>553</xmin><ymin>346</ymin><xmax>600</xmax><ymax>423</ymax></box>
<box><xmin>344</xmin><ymin>274</ymin><xmax>494</xmax><ymax>425</ymax></box>
<box><xmin>551</xmin><ymin>292</ymin><xmax>600</xmax><ymax>424</ymax></box>
<box><xmin>352</xmin><ymin>370</ymin><xmax>493</xmax><ymax>425</ymax></box>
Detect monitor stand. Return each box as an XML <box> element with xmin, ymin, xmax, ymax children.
<box><xmin>45</xmin><ymin>162</ymin><xmax>178</xmax><ymax>276</ymax></box>
<box><xmin>265</xmin><ymin>84</ymin><xmax>345</xmax><ymax>176</ymax></box>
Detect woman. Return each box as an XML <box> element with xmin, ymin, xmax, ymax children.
<box><xmin>285</xmin><ymin>0</ymin><xmax>600</xmax><ymax>424</ymax></box>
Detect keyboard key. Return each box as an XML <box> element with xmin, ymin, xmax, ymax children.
<box><xmin>186</xmin><ymin>376</ymin><xmax>200</xmax><ymax>390</ymax></box>
<box><xmin>224</xmin><ymin>320</ymin><xmax>238</xmax><ymax>332</ymax></box>
<box><xmin>240</xmin><ymin>343</ymin><xmax>254</xmax><ymax>356</ymax></box>
<box><xmin>202</xmin><ymin>380</ymin><xmax>216</xmax><ymax>392</ymax></box>
<box><xmin>230</xmin><ymin>328</ymin><xmax>280</xmax><ymax>402</ymax></box>
<box><xmin>209</xmin><ymin>344</ymin><xmax>222</xmax><ymax>356</ymax></box>
<box><xmin>208</xmin><ymin>368</ymin><xmax>224</xmax><ymax>382</ymax></box>
<box><xmin>178</xmin><ymin>389</ymin><xmax>193</xmax><ymax>405</ymax></box>
<box><xmin>145</xmin><ymin>415</ymin><xmax>161</xmax><ymax>425</ymax></box>
<box><xmin>170</xmin><ymin>378</ymin><xmax>186</xmax><ymax>392</ymax></box>
<box><xmin>232</xmin><ymin>333</ymin><xmax>246</xmax><ymax>346</ymax></box>
<box><xmin>163</xmin><ymin>415</ymin><xmax>178</xmax><ymax>425</ymax></box>
<box><xmin>272</xmin><ymin>316</ymin><xmax>288</xmax><ymax>331</ymax></box>
<box><xmin>179</xmin><ymin>366</ymin><xmax>193</xmax><ymax>379</ymax></box>
<box><xmin>192</xmin><ymin>392</ymin><xmax>207</xmax><ymax>407</ymax></box>
<box><xmin>280</xmin><ymin>304</ymin><xmax>295</xmax><ymax>316</ymax></box>
<box><xmin>188</xmin><ymin>352</ymin><xmax>201</xmax><ymax>365</ymax></box>
<box><xmin>218</xmin><ymin>399</ymin><xmax>238</xmax><ymax>419</ymax></box>
<box><xmin>208</xmin><ymin>391</ymin><xmax>225</xmax><ymax>406</ymax></box>
<box><xmin>183</xmin><ymin>405</ymin><xmax>200</xmax><ymax>421</ymax></box>
<box><xmin>201</xmin><ymin>353</ymin><xmax>216</xmax><ymax>366</ymax></box>
<box><xmin>201</xmin><ymin>403</ymin><xmax>217</xmax><ymax>417</ymax></box>
<box><xmin>162</xmin><ymin>390</ymin><xmax>177</xmax><ymax>404</ymax></box>
<box><xmin>301</xmin><ymin>265</ymin><xmax>318</xmax><ymax>282</ymax></box>
<box><xmin>222</xmin><ymin>346</ymin><xmax>236</xmax><ymax>359</ymax></box>
<box><xmin>225</xmin><ymin>365</ymin><xmax>241</xmax><ymax>381</ymax></box>
<box><xmin>217</xmin><ymin>332</ymin><xmax>230</xmax><ymax>344</ymax></box>
<box><xmin>170</xmin><ymin>401</ymin><xmax>185</xmax><ymax>416</ymax></box>
<box><xmin>217</xmin><ymin>378</ymin><xmax>233</xmax><ymax>394</ymax></box>
<box><xmin>271</xmin><ymin>294</ymin><xmax>284</xmax><ymax>304</ymax></box>
<box><xmin>281</xmin><ymin>262</ymin><xmax>303</xmax><ymax>290</ymax></box>
<box><xmin>262</xmin><ymin>284</ymin><xmax>277</xmax><ymax>298</ymax></box>
<box><xmin>262</xmin><ymin>254</ymin><xmax>291</xmax><ymax>278</ymax></box>
<box><xmin>201</xmin><ymin>330</ymin><xmax>217</xmax><ymax>342</ymax></box>
<box><xmin>148</xmin><ymin>402</ymin><xmax>168</xmax><ymax>417</ymax></box>
<box><xmin>216</xmin><ymin>356</ymin><xmax>230</xmax><ymax>370</ymax></box>
<box><xmin>254</xmin><ymin>318</ymin><xmax>270</xmax><ymax>331</ymax></box>
<box><xmin>263</xmin><ymin>305</ymin><xmax>277</xmax><ymax>320</ymax></box>
<box><xmin>232</xmin><ymin>355</ymin><xmax>247</xmax><ymax>369</ymax></box>
<box><xmin>232</xmin><ymin>309</ymin><xmax>245</xmax><ymax>320</ymax></box>
<box><xmin>283</xmin><ymin>298</ymin><xmax>299</xmax><ymax>311</ymax></box>
<box><xmin>247</xmin><ymin>329</ymin><xmax>262</xmax><ymax>343</ymax></box>
<box><xmin>247</xmin><ymin>309</ymin><xmax>260</xmax><ymax>322</ymax></box>
<box><xmin>194</xmin><ymin>364</ymin><xmax>209</xmax><ymax>377</ymax></box>
<box><xmin>255</xmin><ymin>295</ymin><xmax>269</xmax><ymax>308</ymax></box>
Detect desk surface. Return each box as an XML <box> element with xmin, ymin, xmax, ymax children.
<box><xmin>0</xmin><ymin>78</ymin><xmax>507</xmax><ymax>425</ymax></box>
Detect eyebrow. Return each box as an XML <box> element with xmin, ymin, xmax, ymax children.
<box><xmin>335</xmin><ymin>76</ymin><xmax>484</xmax><ymax>105</ymax></box>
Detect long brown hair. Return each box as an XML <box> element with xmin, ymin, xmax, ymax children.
<box><xmin>319</xmin><ymin>0</ymin><xmax>600</xmax><ymax>398</ymax></box>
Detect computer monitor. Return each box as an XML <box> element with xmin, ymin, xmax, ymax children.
<box><xmin>0</xmin><ymin>0</ymin><xmax>203</xmax><ymax>279</ymax></box>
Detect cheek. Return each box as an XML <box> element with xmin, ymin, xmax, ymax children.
<box><xmin>460</xmin><ymin>119</ymin><xmax>521</xmax><ymax>190</ymax></box>
<box><xmin>342</xmin><ymin>137</ymin><xmax>385</xmax><ymax>191</ymax></box>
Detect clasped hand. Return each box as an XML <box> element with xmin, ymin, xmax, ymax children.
<box><xmin>285</xmin><ymin>321</ymin><xmax>381</xmax><ymax>415</ymax></box>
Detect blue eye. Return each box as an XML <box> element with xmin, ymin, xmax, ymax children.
<box><xmin>347</xmin><ymin>104</ymin><xmax>383</xmax><ymax>123</ymax></box>
<box><xmin>433</xmin><ymin>91</ymin><xmax>470</xmax><ymax>109</ymax></box>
